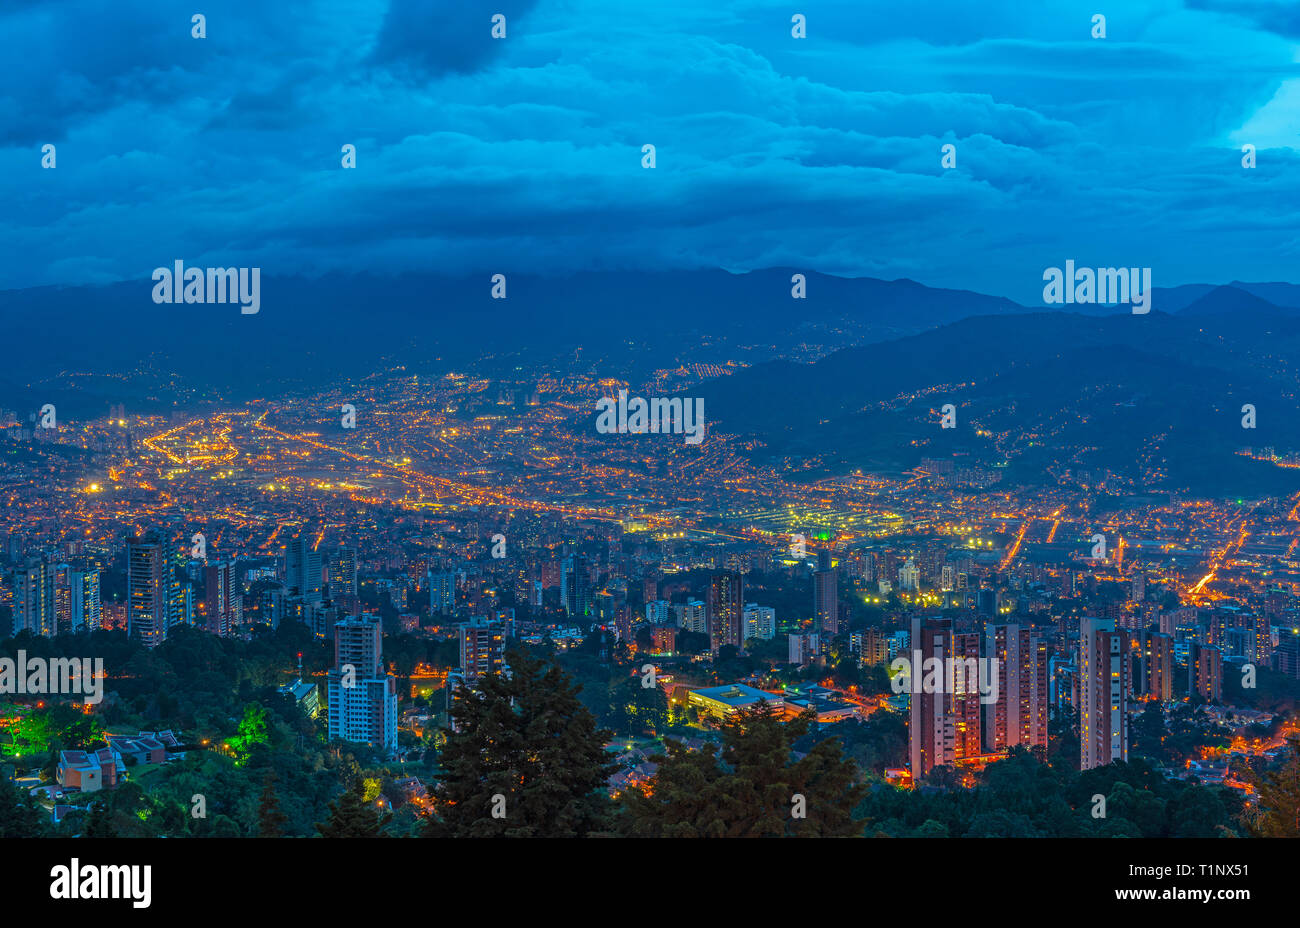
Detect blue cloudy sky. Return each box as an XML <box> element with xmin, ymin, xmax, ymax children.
<box><xmin>2</xmin><ymin>0</ymin><xmax>1299</xmax><ymax>302</ymax></box>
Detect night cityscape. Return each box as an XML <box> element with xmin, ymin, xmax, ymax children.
<box><xmin>1</xmin><ymin>0</ymin><xmax>1294</xmax><ymax>910</ymax></box>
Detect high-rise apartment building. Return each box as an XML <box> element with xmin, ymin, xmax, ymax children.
<box><xmin>458</xmin><ymin>616</ymin><xmax>505</xmax><ymax>682</ymax></box>
<box><xmin>285</xmin><ymin>530</ymin><xmax>323</xmax><ymax>603</ymax></box>
<box><xmin>1189</xmin><ymin>642</ymin><xmax>1223</xmax><ymax>702</ymax></box>
<box><xmin>743</xmin><ymin>603</ymin><xmax>776</xmax><ymax>641</ymax></box>
<box><xmin>204</xmin><ymin>560</ymin><xmax>237</xmax><ymax>638</ymax></box>
<box><xmin>1137</xmin><ymin>630</ymin><xmax>1174</xmax><ymax>702</ymax></box>
<box><xmin>326</xmin><ymin>614</ymin><xmax>397</xmax><ymax>757</ymax></box>
<box><xmin>328</xmin><ymin>546</ymin><xmax>358</xmax><ymax>598</ymax></box>
<box><xmin>1080</xmin><ymin>617</ymin><xmax>1129</xmax><ymax>770</ymax></box>
<box><xmin>12</xmin><ymin>559</ymin><xmax>53</xmax><ymax>636</ymax></box>
<box><xmin>562</xmin><ymin>555</ymin><xmax>593</xmax><ymax>619</ymax></box>
<box><xmin>909</xmin><ymin>617</ymin><xmax>982</xmax><ymax>778</ymax></box>
<box><xmin>676</xmin><ymin>599</ymin><xmax>707</xmax><ymax>635</ymax></box>
<box><xmin>70</xmin><ymin>567</ymin><xmax>101</xmax><ymax>632</ymax></box>
<box><xmin>127</xmin><ymin>532</ymin><xmax>187</xmax><ymax>648</ymax></box>
<box><xmin>982</xmin><ymin>624</ymin><xmax>1049</xmax><ymax>755</ymax></box>
<box><xmin>708</xmin><ymin>571</ymin><xmax>744</xmax><ymax>652</ymax></box>
<box><xmin>814</xmin><ymin>551</ymin><xmax>838</xmax><ymax>638</ymax></box>
<box><xmin>426</xmin><ymin>570</ymin><xmax>455</xmax><ymax>615</ymax></box>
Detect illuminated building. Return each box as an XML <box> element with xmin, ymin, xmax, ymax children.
<box><xmin>12</xmin><ymin>559</ymin><xmax>53</xmax><ymax>637</ymax></box>
<box><xmin>284</xmin><ymin>528</ymin><xmax>323</xmax><ymax>603</ymax></box>
<box><xmin>855</xmin><ymin>628</ymin><xmax>888</xmax><ymax>666</ymax></box>
<box><xmin>127</xmin><ymin>532</ymin><xmax>186</xmax><ymax>648</ymax></box>
<box><xmin>688</xmin><ymin>683</ymin><xmax>781</xmax><ymax>721</ymax></box>
<box><xmin>562</xmin><ymin>554</ymin><xmax>593</xmax><ymax>619</ymax></box>
<box><xmin>457</xmin><ymin>616</ymin><xmax>505</xmax><ymax>682</ymax></box>
<box><xmin>676</xmin><ymin>599</ymin><xmax>706</xmax><ymax>634</ymax></box>
<box><xmin>1080</xmin><ymin>616</ymin><xmax>1129</xmax><ymax>770</ymax></box>
<box><xmin>645</xmin><ymin>599</ymin><xmax>670</xmax><ymax>624</ymax></box>
<box><xmin>52</xmin><ymin>564</ymin><xmax>72</xmax><ymax>633</ymax></box>
<box><xmin>426</xmin><ymin>570</ymin><xmax>455</xmax><ymax>615</ymax></box>
<box><xmin>329</xmin><ymin>546</ymin><xmax>358</xmax><ymax>597</ymax></box>
<box><xmin>909</xmin><ymin>617</ymin><xmax>982</xmax><ymax>778</ymax></box>
<box><xmin>70</xmin><ymin>568</ymin><xmax>101</xmax><ymax>632</ymax></box>
<box><xmin>898</xmin><ymin>557</ymin><xmax>920</xmax><ymax>592</ymax></box>
<box><xmin>204</xmin><ymin>559</ymin><xmax>237</xmax><ymax>637</ymax></box>
<box><xmin>1137</xmin><ymin>630</ymin><xmax>1173</xmax><ymax>702</ymax></box>
<box><xmin>814</xmin><ymin>551</ymin><xmax>839</xmax><ymax>637</ymax></box>
<box><xmin>789</xmin><ymin>632</ymin><xmax>819</xmax><ymax>666</ymax></box>
<box><xmin>743</xmin><ymin>603</ymin><xmax>775</xmax><ymax>641</ymax></box>
<box><xmin>1275</xmin><ymin>628</ymin><xmax>1300</xmax><ymax>680</ymax></box>
<box><xmin>1189</xmin><ymin>642</ymin><xmax>1223</xmax><ymax>702</ymax></box>
<box><xmin>982</xmin><ymin>624</ymin><xmax>1049</xmax><ymax>754</ymax></box>
<box><xmin>326</xmin><ymin>614</ymin><xmax>397</xmax><ymax>757</ymax></box>
<box><xmin>652</xmin><ymin>625</ymin><xmax>676</xmax><ymax>653</ymax></box>
<box><xmin>708</xmin><ymin>570</ymin><xmax>744</xmax><ymax>652</ymax></box>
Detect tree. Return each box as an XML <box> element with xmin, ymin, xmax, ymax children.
<box><xmin>427</xmin><ymin>650</ymin><xmax>617</xmax><ymax>837</ymax></box>
<box><xmin>315</xmin><ymin>777</ymin><xmax>391</xmax><ymax>838</ymax></box>
<box><xmin>1243</xmin><ymin>734</ymin><xmax>1300</xmax><ymax>838</ymax></box>
<box><xmin>0</xmin><ymin>775</ymin><xmax>46</xmax><ymax>837</ymax></box>
<box><xmin>257</xmin><ymin>774</ymin><xmax>289</xmax><ymax>838</ymax></box>
<box><xmin>621</xmin><ymin>702</ymin><xmax>866</xmax><ymax>837</ymax></box>
<box><xmin>228</xmin><ymin>703</ymin><xmax>272</xmax><ymax>765</ymax></box>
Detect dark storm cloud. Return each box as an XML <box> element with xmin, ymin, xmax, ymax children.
<box><xmin>1</xmin><ymin>0</ymin><xmax>1298</xmax><ymax>302</ymax></box>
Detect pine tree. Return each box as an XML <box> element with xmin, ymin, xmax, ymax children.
<box><xmin>1244</xmin><ymin>733</ymin><xmax>1300</xmax><ymax>838</ymax></box>
<box><xmin>257</xmin><ymin>774</ymin><xmax>289</xmax><ymax>838</ymax></box>
<box><xmin>0</xmin><ymin>774</ymin><xmax>46</xmax><ymax>838</ymax></box>
<box><xmin>315</xmin><ymin>777</ymin><xmax>390</xmax><ymax>838</ymax></box>
<box><xmin>427</xmin><ymin>650</ymin><xmax>617</xmax><ymax>837</ymax></box>
<box><xmin>621</xmin><ymin>702</ymin><xmax>867</xmax><ymax>836</ymax></box>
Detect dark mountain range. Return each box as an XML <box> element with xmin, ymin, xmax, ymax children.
<box><xmin>5</xmin><ymin>269</ymin><xmax>1300</xmax><ymax>498</ymax></box>
<box><xmin>1178</xmin><ymin>285</ymin><xmax>1287</xmax><ymax>317</ymax></box>
<box><xmin>697</xmin><ymin>309</ymin><xmax>1300</xmax><ymax>497</ymax></box>
<box><xmin>0</xmin><ymin>268</ymin><xmax>1030</xmax><ymax>415</ymax></box>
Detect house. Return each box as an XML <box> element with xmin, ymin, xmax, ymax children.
<box><xmin>139</xmin><ymin>730</ymin><xmax>185</xmax><ymax>757</ymax></box>
<box><xmin>56</xmin><ymin>749</ymin><xmax>120</xmax><ymax>793</ymax></box>
<box><xmin>106</xmin><ymin>734</ymin><xmax>168</xmax><ymax>767</ymax></box>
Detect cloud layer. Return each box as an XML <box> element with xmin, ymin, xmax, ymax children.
<box><xmin>2</xmin><ymin>0</ymin><xmax>1299</xmax><ymax>301</ymax></box>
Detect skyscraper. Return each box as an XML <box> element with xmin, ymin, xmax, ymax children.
<box><xmin>51</xmin><ymin>563</ymin><xmax>72</xmax><ymax>634</ymax></box>
<box><xmin>329</xmin><ymin>545</ymin><xmax>359</xmax><ymax>598</ymax></box>
<box><xmin>285</xmin><ymin>529</ymin><xmax>323</xmax><ymax>603</ymax></box>
<box><xmin>204</xmin><ymin>560</ymin><xmax>237</xmax><ymax>638</ymax></box>
<box><xmin>1080</xmin><ymin>616</ymin><xmax>1129</xmax><ymax>771</ymax></box>
<box><xmin>982</xmin><ymin>624</ymin><xmax>1049</xmax><ymax>755</ymax></box>
<box><xmin>426</xmin><ymin>570</ymin><xmax>455</xmax><ymax>615</ymax></box>
<box><xmin>1137</xmin><ymin>630</ymin><xmax>1173</xmax><ymax>702</ymax></box>
<box><xmin>909</xmin><ymin>617</ymin><xmax>982</xmax><ymax>778</ymax></box>
<box><xmin>12</xmin><ymin>559</ymin><xmax>53</xmax><ymax>636</ymax></box>
<box><xmin>562</xmin><ymin>554</ymin><xmax>592</xmax><ymax>619</ymax></box>
<box><xmin>708</xmin><ymin>571</ymin><xmax>744</xmax><ymax>652</ymax></box>
<box><xmin>70</xmin><ymin>568</ymin><xmax>101</xmax><ymax>632</ymax></box>
<box><xmin>127</xmin><ymin>533</ymin><xmax>186</xmax><ymax>648</ymax></box>
<box><xmin>327</xmin><ymin>614</ymin><xmax>397</xmax><ymax>757</ymax></box>
<box><xmin>813</xmin><ymin>551</ymin><xmax>838</xmax><ymax>638</ymax></box>
<box><xmin>1189</xmin><ymin>642</ymin><xmax>1223</xmax><ymax>702</ymax></box>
